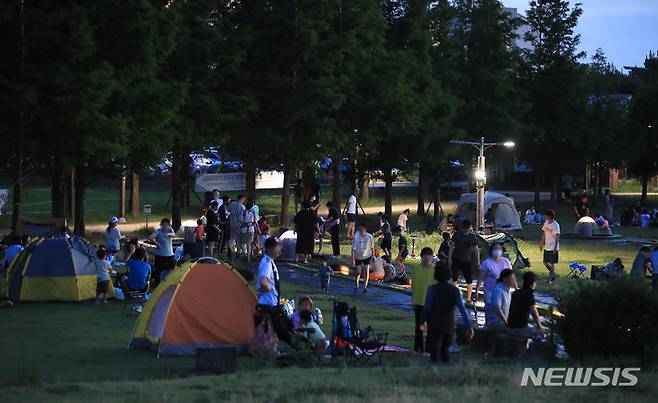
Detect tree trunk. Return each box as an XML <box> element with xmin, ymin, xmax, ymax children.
<box><xmin>533</xmin><ymin>171</ymin><xmax>541</xmax><ymax>208</ymax></box>
<box><xmin>67</xmin><ymin>167</ymin><xmax>75</xmax><ymax>223</ymax></box>
<box><xmin>51</xmin><ymin>157</ymin><xmax>68</xmax><ymax>218</ymax></box>
<box><xmin>361</xmin><ymin>173</ymin><xmax>369</xmax><ymax>204</ymax></box>
<box><xmin>641</xmin><ymin>172</ymin><xmax>649</xmax><ymax>206</ymax></box>
<box><xmin>182</xmin><ymin>153</ymin><xmax>190</xmax><ymax>210</ymax></box>
<box><xmin>245</xmin><ymin>161</ymin><xmax>257</xmax><ymax>201</ymax></box>
<box><xmin>280</xmin><ymin>163</ymin><xmax>291</xmax><ymax>226</ymax></box>
<box><xmin>384</xmin><ymin>167</ymin><xmax>393</xmax><ymax>219</ymax></box>
<box><xmin>301</xmin><ymin>166</ymin><xmax>314</xmax><ymax>201</ymax></box>
<box><xmin>73</xmin><ymin>167</ymin><xmax>86</xmax><ymax>236</ymax></box>
<box><xmin>130</xmin><ymin>171</ymin><xmax>140</xmax><ymax>216</ymax></box>
<box><xmin>433</xmin><ymin>172</ymin><xmax>442</xmax><ymax>229</ymax></box>
<box><xmin>118</xmin><ymin>168</ymin><xmax>126</xmax><ymax>218</ymax></box>
<box><xmin>11</xmin><ymin>158</ymin><xmax>24</xmax><ymax>234</ymax></box>
<box><xmin>171</xmin><ymin>147</ymin><xmax>183</xmax><ymax>231</ymax></box>
<box><xmin>332</xmin><ymin>151</ymin><xmax>342</xmax><ymax>208</ymax></box>
<box><xmin>550</xmin><ymin>174</ymin><xmax>558</xmax><ymax>212</ymax></box>
<box><xmin>417</xmin><ymin>163</ymin><xmax>425</xmax><ymax>216</ymax></box>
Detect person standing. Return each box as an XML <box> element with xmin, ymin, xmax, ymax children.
<box><xmin>420</xmin><ymin>262</ymin><xmax>475</xmax><ymax>363</ymax></box>
<box><xmin>540</xmin><ymin>209</ymin><xmax>560</xmax><ymax>283</ymax></box>
<box><xmin>345</xmin><ymin>189</ymin><xmax>359</xmax><ymax>240</ymax></box>
<box><xmin>475</xmin><ymin>243</ymin><xmax>512</xmax><ymax>304</ymax></box>
<box><xmin>352</xmin><ymin>223</ymin><xmax>374</xmax><ymax>293</ymax></box>
<box><xmin>412</xmin><ymin>247</ymin><xmax>437</xmax><ymax>353</ymax></box>
<box><xmin>257</xmin><ymin>237</ymin><xmax>282</xmax><ymax>307</ymax></box>
<box><xmin>393</xmin><ymin>225</ymin><xmax>409</xmax><ymax>277</ymax></box>
<box><xmin>325</xmin><ymin>201</ymin><xmax>341</xmax><ymax>258</ymax></box>
<box><xmin>239</xmin><ymin>201</ymin><xmax>258</xmax><ymax>261</ymax></box>
<box><xmin>573</xmin><ymin>195</ymin><xmax>590</xmax><ymax>220</ymax></box>
<box><xmin>218</xmin><ymin>195</ymin><xmax>230</xmax><ymax>257</ymax></box>
<box><xmin>205</xmin><ymin>200</ymin><xmax>221</xmax><ymax>258</ymax></box>
<box><xmin>148</xmin><ymin>218</ymin><xmax>175</xmax><ymax>286</ymax></box>
<box><xmin>95</xmin><ymin>248</ymin><xmax>112</xmax><ymax>304</ymax></box>
<box><xmin>227</xmin><ymin>195</ymin><xmax>246</xmax><ymax>255</ymax></box>
<box><xmin>104</xmin><ymin>217</ymin><xmax>124</xmax><ymax>255</ymax></box>
<box><xmin>293</xmin><ymin>200</ymin><xmax>319</xmax><ymax>264</ymax></box>
<box><xmin>450</xmin><ymin>219</ymin><xmax>479</xmax><ymax>302</ymax></box>
<box><xmin>604</xmin><ymin>189</ymin><xmax>614</xmax><ymax>221</ymax></box>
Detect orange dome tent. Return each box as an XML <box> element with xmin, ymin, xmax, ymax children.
<box><xmin>129</xmin><ymin>262</ymin><xmax>256</xmax><ymax>356</ymax></box>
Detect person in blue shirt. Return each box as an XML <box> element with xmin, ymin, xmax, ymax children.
<box><xmin>125</xmin><ymin>247</ymin><xmax>151</xmax><ymax>292</ymax></box>
<box><xmin>420</xmin><ymin>261</ymin><xmax>475</xmax><ymax>363</ymax></box>
<box><xmin>5</xmin><ymin>234</ymin><xmax>29</xmax><ymax>267</ymax></box>
<box><xmin>256</xmin><ymin>237</ymin><xmax>281</xmax><ymax>307</ymax></box>
<box><xmin>148</xmin><ymin>218</ymin><xmax>175</xmax><ymax>286</ymax></box>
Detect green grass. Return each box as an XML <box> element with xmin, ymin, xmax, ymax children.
<box><xmin>1</xmin><ymin>279</ymin><xmax>657</xmax><ymax>402</ymax></box>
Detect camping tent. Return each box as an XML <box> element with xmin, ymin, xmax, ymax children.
<box><xmin>129</xmin><ymin>262</ymin><xmax>256</xmax><ymax>356</ymax></box>
<box><xmin>475</xmin><ymin>232</ymin><xmax>530</xmax><ymax>270</ymax></box>
<box><xmin>455</xmin><ymin>191</ymin><xmax>523</xmax><ymax>230</ymax></box>
<box><xmin>6</xmin><ymin>236</ymin><xmax>114</xmax><ymax>301</ymax></box>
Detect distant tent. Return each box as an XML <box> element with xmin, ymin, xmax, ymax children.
<box><xmin>6</xmin><ymin>236</ymin><xmax>114</xmax><ymax>301</ymax></box>
<box><xmin>129</xmin><ymin>262</ymin><xmax>256</xmax><ymax>356</ymax></box>
<box><xmin>455</xmin><ymin>191</ymin><xmax>523</xmax><ymax>231</ymax></box>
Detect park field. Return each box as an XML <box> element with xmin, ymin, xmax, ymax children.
<box><xmin>1</xmin><ymin>281</ymin><xmax>656</xmax><ymax>402</ymax></box>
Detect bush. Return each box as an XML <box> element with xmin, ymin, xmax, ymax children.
<box><xmin>557</xmin><ymin>277</ymin><xmax>658</xmax><ymax>362</ymax></box>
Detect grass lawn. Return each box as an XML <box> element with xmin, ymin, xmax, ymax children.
<box><xmin>1</xmin><ymin>280</ymin><xmax>656</xmax><ymax>402</ymax></box>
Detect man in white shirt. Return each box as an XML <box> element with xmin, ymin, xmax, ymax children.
<box><xmin>540</xmin><ymin>209</ymin><xmax>560</xmax><ymax>283</ymax></box>
<box><xmin>351</xmin><ymin>223</ymin><xmax>374</xmax><ymax>293</ymax></box>
<box><xmin>344</xmin><ymin>189</ymin><xmax>359</xmax><ymax>239</ymax></box>
<box><xmin>257</xmin><ymin>237</ymin><xmax>282</xmax><ymax>306</ymax></box>
<box><xmin>227</xmin><ymin>195</ymin><xmax>246</xmax><ymax>252</ymax></box>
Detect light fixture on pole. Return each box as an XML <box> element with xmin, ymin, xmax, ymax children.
<box><xmin>450</xmin><ymin>137</ymin><xmax>515</xmax><ymax>229</ymax></box>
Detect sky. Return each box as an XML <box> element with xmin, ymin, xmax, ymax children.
<box><xmin>504</xmin><ymin>0</ymin><xmax>658</xmax><ymax>70</ymax></box>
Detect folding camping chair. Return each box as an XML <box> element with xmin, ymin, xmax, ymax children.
<box><xmin>331</xmin><ymin>301</ymin><xmax>388</xmax><ymax>366</ymax></box>
<box><xmin>568</xmin><ymin>262</ymin><xmax>587</xmax><ymax>279</ymax></box>
<box><xmin>122</xmin><ymin>287</ymin><xmax>148</xmax><ymax>315</ymax></box>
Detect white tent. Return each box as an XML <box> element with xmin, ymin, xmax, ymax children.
<box><xmin>455</xmin><ymin>191</ymin><xmax>523</xmax><ymax>231</ymax></box>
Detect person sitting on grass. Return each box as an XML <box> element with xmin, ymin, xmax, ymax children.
<box><xmin>420</xmin><ymin>262</ymin><xmax>474</xmax><ymax>364</ymax></box>
<box><xmin>507</xmin><ymin>271</ymin><xmax>544</xmax><ymax>338</ymax></box>
<box><xmin>631</xmin><ymin>246</ymin><xmax>652</xmax><ymax>278</ymax></box>
<box><xmin>485</xmin><ymin>269</ymin><xmax>517</xmax><ymax>332</ymax></box>
<box><xmin>602</xmin><ymin>257</ymin><xmax>625</xmax><ymax>280</ymax></box>
<box><xmin>352</xmin><ymin>223</ymin><xmax>374</xmax><ymax>293</ymax></box>
<box><xmin>292</xmin><ymin>296</ymin><xmax>315</xmax><ymax>329</ymax></box>
<box><xmin>95</xmin><ymin>248</ymin><xmax>112</xmax><ymax>304</ymax></box>
<box><xmin>297</xmin><ymin>309</ymin><xmax>328</xmax><ymax>352</ymax></box>
<box><xmin>476</xmin><ymin>242</ymin><xmax>512</xmax><ymax>304</ymax></box>
<box><xmin>393</xmin><ymin>225</ymin><xmax>408</xmax><ymax>277</ymax></box>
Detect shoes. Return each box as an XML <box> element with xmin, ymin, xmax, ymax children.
<box><xmin>448</xmin><ymin>345</ymin><xmax>461</xmax><ymax>353</ymax></box>
<box><xmin>363</xmin><ymin>287</ymin><xmax>370</xmax><ymax>293</ymax></box>
<box><xmin>353</xmin><ymin>286</ymin><xmax>359</xmax><ymax>292</ymax></box>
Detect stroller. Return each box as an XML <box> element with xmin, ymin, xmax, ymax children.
<box><xmin>331</xmin><ymin>301</ymin><xmax>388</xmax><ymax>365</ymax></box>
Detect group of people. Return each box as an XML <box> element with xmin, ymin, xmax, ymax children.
<box><xmin>412</xmin><ymin>243</ymin><xmax>544</xmax><ymax>363</ymax></box>
<box><xmin>620</xmin><ymin>199</ymin><xmax>658</xmax><ymax>228</ymax></box>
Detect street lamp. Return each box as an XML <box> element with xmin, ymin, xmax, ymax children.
<box><xmin>450</xmin><ymin>137</ymin><xmax>515</xmax><ymax>229</ymax></box>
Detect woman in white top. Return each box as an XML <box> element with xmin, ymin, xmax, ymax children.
<box><xmin>239</xmin><ymin>201</ymin><xmax>259</xmax><ymax>261</ymax></box>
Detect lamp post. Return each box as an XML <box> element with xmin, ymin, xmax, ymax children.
<box><xmin>450</xmin><ymin>137</ymin><xmax>515</xmax><ymax>229</ymax></box>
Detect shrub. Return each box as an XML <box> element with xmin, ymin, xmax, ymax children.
<box><xmin>557</xmin><ymin>277</ymin><xmax>658</xmax><ymax>362</ymax></box>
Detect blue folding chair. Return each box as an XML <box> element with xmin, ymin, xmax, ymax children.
<box><xmin>568</xmin><ymin>262</ymin><xmax>587</xmax><ymax>279</ymax></box>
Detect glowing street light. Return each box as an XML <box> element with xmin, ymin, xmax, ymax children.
<box><xmin>450</xmin><ymin>137</ymin><xmax>515</xmax><ymax>229</ymax></box>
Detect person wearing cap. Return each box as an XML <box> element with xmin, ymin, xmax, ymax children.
<box><xmin>476</xmin><ymin>242</ymin><xmax>512</xmax><ymax>304</ymax></box>
<box><xmin>594</xmin><ymin>215</ymin><xmax>612</xmax><ymax>236</ymax></box>
<box><xmin>257</xmin><ymin>237</ymin><xmax>282</xmax><ymax>307</ymax></box>
<box><xmin>105</xmin><ymin>216</ymin><xmax>124</xmax><ymax>255</ymax></box>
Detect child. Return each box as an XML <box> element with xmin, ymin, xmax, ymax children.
<box><xmin>318</xmin><ymin>257</ymin><xmax>334</xmax><ymax>294</ymax></box>
<box><xmin>195</xmin><ymin>218</ymin><xmax>205</xmax><ymax>242</ymax></box>
<box><xmin>95</xmin><ymin>248</ymin><xmax>111</xmax><ymax>304</ymax></box>
<box><xmin>393</xmin><ymin>225</ymin><xmax>408</xmax><ymax>277</ymax></box>
<box><xmin>258</xmin><ymin>217</ymin><xmax>270</xmax><ymax>254</ymax></box>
